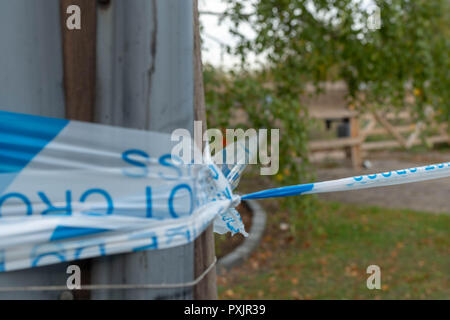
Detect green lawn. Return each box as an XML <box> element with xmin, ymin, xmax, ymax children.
<box><xmin>217</xmin><ymin>200</ymin><xmax>450</xmax><ymax>299</ymax></box>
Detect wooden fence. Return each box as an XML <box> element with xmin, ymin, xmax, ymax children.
<box><xmin>308</xmin><ymin>107</ymin><xmax>450</xmax><ymax>169</ymax></box>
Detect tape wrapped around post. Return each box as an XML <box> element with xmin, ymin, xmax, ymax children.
<box><xmin>0</xmin><ymin>110</ymin><xmax>448</xmax><ymax>272</ymax></box>
<box><xmin>0</xmin><ymin>110</ymin><xmax>243</xmax><ymax>272</ymax></box>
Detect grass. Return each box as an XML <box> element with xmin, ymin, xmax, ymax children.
<box><xmin>217</xmin><ymin>200</ymin><xmax>450</xmax><ymax>300</ymax></box>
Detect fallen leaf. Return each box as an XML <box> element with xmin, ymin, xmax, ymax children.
<box><xmin>225</xmin><ymin>289</ymin><xmax>235</xmax><ymax>298</ymax></box>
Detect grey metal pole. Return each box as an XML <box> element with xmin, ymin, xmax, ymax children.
<box><xmin>90</xmin><ymin>0</ymin><xmax>196</xmax><ymax>300</ymax></box>
<box><xmin>0</xmin><ymin>0</ymin><xmax>71</xmax><ymax>300</ymax></box>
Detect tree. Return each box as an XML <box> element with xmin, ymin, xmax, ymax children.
<box><xmin>204</xmin><ymin>0</ymin><xmax>450</xmax><ymax>208</ymax></box>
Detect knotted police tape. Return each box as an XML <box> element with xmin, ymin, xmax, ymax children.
<box><xmin>0</xmin><ymin>110</ymin><xmax>448</xmax><ymax>272</ymax></box>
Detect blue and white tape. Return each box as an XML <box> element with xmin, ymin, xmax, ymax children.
<box><xmin>0</xmin><ymin>110</ymin><xmax>241</xmax><ymax>272</ymax></box>
<box><xmin>0</xmin><ymin>110</ymin><xmax>448</xmax><ymax>272</ymax></box>
<box><xmin>242</xmin><ymin>162</ymin><xmax>450</xmax><ymax>199</ymax></box>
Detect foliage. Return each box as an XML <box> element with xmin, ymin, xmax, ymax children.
<box><xmin>203</xmin><ymin>0</ymin><xmax>450</xmax><ymax>210</ymax></box>
<box><xmin>204</xmin><ymin>66</ymin><xmax>312</xmax><ymax>210</ymax></box>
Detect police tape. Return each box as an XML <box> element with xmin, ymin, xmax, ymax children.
<box><xmin>0</xmin><ymin>110</ymin><xmax>243</xmax><ymax>272</ymax></box>
<box><xmin>0</xmin><ymin>110</ymin><xmax>448</xmax><ymax>272</ymax></box>
<box><xmin>242</xmin><ymin>162</ymin><xmax>450</xmax><ymax>199</ymax></box>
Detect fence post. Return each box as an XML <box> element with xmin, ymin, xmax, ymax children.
<box><xmin>192</xmin><ymin>0</ymin><xmax>218</xmax><ymax>299</ymax></box>
<box><xmin>0</xmin><ymin>0</ymin><xmax>217</xmax><ymax>299</ymax></box>
<box><xmin>90</xmin><ymin>0</ymin><xmax>213</xmax><ymax>300</ymax></box>
<box><xmin>350</xmin><ymin>115</ymin><xmax>363</xmax><ymax>169</ymax></box>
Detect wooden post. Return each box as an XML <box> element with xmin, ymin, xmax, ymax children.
<box><xmin>350</xmin><ymin>115</ymin><xmax>362</xmax><ymax>169</ymax></box>
<box><xmin>193</xmin><ymin>0</ymin><xmax>218</xmax><ymax>300</ymax></box>
<box><xmin>90</xmin><ymin>0</ymin><xmax>200</xmax><ymax>300</ymax></box>
<box><xmin>60</xmin><ymin>0</ymin><xmax>97</xmax><ymax>300</ymax></box>
<box><xmin>0</xmin><ymin>0</ymin><xmax>215</xmax><ymax>300</ymax></box>
<box><xmin>60</xmin><ymin>0</ymin><xmax>97</xmax><ymax>122</ymax></box>
<box><xmin>61</xmin><ymin>0</ymin><xmax>209</xmax><ymax>300</ymax></box>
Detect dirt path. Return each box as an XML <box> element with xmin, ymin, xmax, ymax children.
<box><xmin>315</xmin><ymin>151</ymin><xmax>450</xmax><ymax>214</ymax></box>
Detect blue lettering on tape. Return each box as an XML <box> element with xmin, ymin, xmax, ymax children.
<box><xmin>38</xmin><ymin>190</ymin><xmax>72</xmax><ymax>216</ymax></box>
<box><xmin>0</xmin><ymin>192</ymin><xmax>32</xmax><ymax>216</ymax></box>
<box><xmin>79</xmin><ymin>188</ymin><xmax>114</xmax><ymax>216</ymax></box>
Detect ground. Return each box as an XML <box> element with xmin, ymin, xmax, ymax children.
<box><xmin>216</xmin><ymin>150</ymin><xmax>450</xmax><ymax>299</ymax></box>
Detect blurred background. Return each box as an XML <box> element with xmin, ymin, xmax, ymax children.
<box><xmin>200</xmin><ymin>0</ymin><xmax>450</xmax><ymax>299</ymax></box>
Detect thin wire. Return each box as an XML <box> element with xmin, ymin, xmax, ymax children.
<box><xmin>0</xmin><ymin>257</ymin><xmax>217</xmax><ymax>292</ymax></box>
